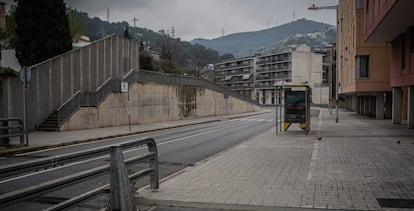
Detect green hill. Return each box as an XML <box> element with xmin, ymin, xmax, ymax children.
<box><xmin>68</xmin><ymin>9</ymin><xmax>223</xmax><ymax>75</ymax></box>
<box><xmin>192</xmin><ymin>18</ymin><xmax>334</xmax><ymax>57</ymax></box>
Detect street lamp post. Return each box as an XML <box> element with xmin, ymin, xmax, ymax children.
<box><xmin>308</xmin><ymin>4</ymin><xmax>339</xmax><ymax>123</ymax></box>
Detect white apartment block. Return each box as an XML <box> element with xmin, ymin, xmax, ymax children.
<box><xmin>215</xmin><ymin>45</ymin><xmax>329</xmax><ymax>106</ymax></box>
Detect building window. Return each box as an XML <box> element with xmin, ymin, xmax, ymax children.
<box><xmin>355</xmin><ymin>0</ymin><xmax>364</xmax><ymax>9</ymax></box>
<box><xmin>355</xmin><ymin>55</ymin><xmax>369</xmax><ymax>79</ymax></box>
<box><xmin>365</xmin><ymin>0</ymin><xmax>371</xmax><ymax>25</ymax></box>
<box><xmin>410</xmin><ymin>29</ymin><xmax>414</xmax><ymax>52</ymax></box>
<box><xmin>401</xmin><ymin>36</ymin><xmax>406</xmax><ymax>69</ymax></box>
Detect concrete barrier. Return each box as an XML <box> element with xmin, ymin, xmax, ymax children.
<box><xmin>61</xmin><ymin>83</ymin><xmax>260</xmax><ymax>131</ymax></box>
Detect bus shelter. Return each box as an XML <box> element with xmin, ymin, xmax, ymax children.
<box><xmin>273</xmin><ymin>84</ymin><xmax>311</xmax><ymax>135</ymax></box>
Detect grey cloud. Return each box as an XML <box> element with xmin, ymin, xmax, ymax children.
<box><xmin>7</xmin><ymin>0</ymin><xmax>338</xmax><ymax>41</ymax></box>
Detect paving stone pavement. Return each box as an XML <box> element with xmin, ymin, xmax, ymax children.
<box><xmin>138</xmin><ymin>109</ymin><xmax>414</xmax><ymax>210</ymax></box>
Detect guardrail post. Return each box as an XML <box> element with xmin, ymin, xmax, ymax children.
<box><xmin>109</xmin><ymin>146</ymin><xmax>136</xmax><ymax>211</ymax></box>
<box><xmin>147</xmin><ymin>139</ymin><xmax>159</xmax><ymax>189</ymax></box>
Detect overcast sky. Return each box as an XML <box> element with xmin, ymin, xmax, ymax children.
<box><xmin>5</xmin><ymin>0</ymin><xmax>338</xmax><ymax>41</ymax></box>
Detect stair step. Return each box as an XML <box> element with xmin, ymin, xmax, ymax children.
<box><xmin>38</xmin><ymin>128</ymin><xmax>58</xmax><ymax>132</ymax></box>
<box><xmin>43</xmin><ymin>120</ymin><xmax>58</xmax><ymax>124</ymax></box>
<box><xmin>40</xmin><ymin>124</ymin><xmax>58</xmax><ymax>128</ymax></box>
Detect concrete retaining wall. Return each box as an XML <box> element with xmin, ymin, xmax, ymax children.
<box><xmin>61</xmin><ymin>83</ymin><xmax>260</xmax><ymax>131</ymax></box>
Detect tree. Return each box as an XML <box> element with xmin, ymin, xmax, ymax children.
<box><xmin>139</xmin><ymin>40</ymin><xmax>155</xmax><ymax>71</ymax></box>
<box><xmin>220</xmin><ymin>53</ymin><xmax>235</xmax><ymax>61</ymax></box>
<box><xmin>123</xmin><ymin>25</ymin><xmax>131</xmax><ymax>39</ymax></box>
<box><xmin>0</xmin><ymin>5</ymin><xmax>17</xmax><ymax>49</ymax></box>
<box><xmin>15</xmin><ymin>0</ymin><xmax>72</xmax><ymax>66</ymax></box>
<box><xmin>67</xmin><ymin>8</ymin><xmax>87</xmax><ymax>41</ymax></box>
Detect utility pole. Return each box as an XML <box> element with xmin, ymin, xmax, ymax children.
<box><xmin>221</xmin><ymin>28</ymin><xmax>225</xmax><ymax>37</ymax></box>
<box><xmin>171</xmin><ymin>26</ymin><xmax>175</xmax><ymax>38</ymax></box>
<box><xmin>132</xmin><ymin>18</ymin><xmax>138</xmax><ymax>27</ymax></box>
<box><xmin>107</xmin><ymin>8</ymin><xmax>110</xmax><ymax>22</ymax></box>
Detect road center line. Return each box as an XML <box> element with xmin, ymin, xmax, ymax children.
<box><xmin>15</xmin><ymin>119</ymin><xmax>246</xmax><ymax>156</ymax></box>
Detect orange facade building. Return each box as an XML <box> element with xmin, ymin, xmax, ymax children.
<box><xmin>364</xmin><ymin>0</ymin><xmax>414</xmax><ymax>129</ymax></box>
<box><xmin>338</xmin><ymin>0</ymin><xmax>391</xmax><ymax>119</ymax></box>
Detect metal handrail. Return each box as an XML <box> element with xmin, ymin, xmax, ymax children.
<box><xmin>57</xmin><ymin>78</ymin><xmax>120</xmax><ymax>126</ymax></box>
<box><xmin>52</xmin><ymin>68</ymin><xmax>259</xmax><ymax>129</ymax></box>
<box><xmin>0</xmin><ymin>118</ymin><xmax>24</xmax><ymax>146</ymax></box>
<box><xmin>122</xmin><ymin>69</ymin><xmax>135</xmax><ymax>80</ymax></box>
<box><xmin>56</xmin><ymin>90</ymin><xmax>81</xmax><ymax>111</ymax></box>
<box><xmin>135</xmin><ymin>70</ymin><xmax>259</xmax><ymax>106</ymax></box>
<box><xmin>0</xmin><ymin>137</ymin><xmax>158</xmax><ymax>210</ymax></box>
<box><xmin>96</xmin><ymin>77</ymin><xmax>112</xmax><ymax>92</ymax></box>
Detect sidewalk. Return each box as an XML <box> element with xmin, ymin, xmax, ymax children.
<box><xmin>138</xmin><ymin>108</ymin><xmax>414</xmax><ymax>211</ymax></box>
<box><xmin>0</xmin><ymin>110</ymin><xmax>271</xmax><ymax>157</ymax></box>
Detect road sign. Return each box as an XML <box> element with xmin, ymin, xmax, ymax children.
<box><xmin>121</xmin><ymin>81</ymin><xmax>128</xmax><ymax>92</ymax></box>
<box><xmin>19</xmin><ymin>66</ymin><xmax>31</xmax><ymax>83</ymax></box>
<box><xmin>273</xmin><ymin>79</ymin><xmax>286</xmax><ymax>86</ymax></box>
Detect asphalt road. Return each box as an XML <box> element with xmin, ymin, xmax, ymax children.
<box><xmin>0</xmin><ymin>112</ymin><xmax>276</xmax><ymax>211</ymax></box>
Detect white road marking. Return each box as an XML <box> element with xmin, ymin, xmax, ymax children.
<box><xmin>306</xmin><ymin>109</ymin><xmax>323</xmax><ymax>181</ymax></box>
<box><xmin>0</xmin><ymin>121</ymin><xmax>251</xmax><ymax>184</ymax></box>
<box><xmin>16</xmin><ymin>120</ymin><xmax>245</xmax><ymax>156</ymax></box>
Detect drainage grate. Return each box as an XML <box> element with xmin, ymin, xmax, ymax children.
<box><xmin>377</xmin><ymin>198</ymin><xmax>414</xmax><ymax>208</ymax></box>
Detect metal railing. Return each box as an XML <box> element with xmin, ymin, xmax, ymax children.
<box><xmin>57</xmin><ymin>78</ymin><xmax>121</xmax><ymax>126</ymax></box>
<box><xmin>133</xmin><ymin>70</ymin><xmax>259</xmax><ymax>105</ymax></box>
<box><xmin>54</xmin><ymin>69</ymin><xmax>259</xmax><ymax>129</ymax></box>
<box><xmin>0</xmin><ymin>118</ymin><xmax>24</xmax><ymax>146</ymax></box>
<box><xmin>0</xmin><ymin>137</ymin><xmax>158</xmax><ymax>211</ymax></box>
<box><xmin>56</xmin><ymin>91</ymin><xmax>81</xmax><ymax>127</ymax></box>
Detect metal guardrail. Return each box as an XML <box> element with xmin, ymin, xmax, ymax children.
<box><xmin>0</xmin><ymin>118</ymin><xmax>24</xmax><ymax>146</ymax></box>
<box><xmin>0</xmin><ymin>137</ymin><xmax>158</xmax><ymax>211</ymax></box>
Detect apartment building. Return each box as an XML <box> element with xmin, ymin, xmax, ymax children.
<box><xmin>215</xmin><ymin>46</ymin><xmax>326</xmax><ymax>106</ymax></box>
<box><xmin>363</xmin><ymin>0</ymin><xmax>414</xmax><ymax>128</ymax></box>
<box><xmin>215</xmin><ymin>57</ymin><xmax>256</xmax><ymax>99</ymax></box>
<box><xmin>338</xmin><ymin>0</ymin><xmax>391</xmax><ymax>119</ymax></box>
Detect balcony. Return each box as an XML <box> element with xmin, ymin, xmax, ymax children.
<box><xmin>256</xmin><ymin>55</ymin><xmax>291</xmax><ymax>65</ymax></box>
<box><xmin>217</xmin><ymin>74</ymin><xmax>252</xmax><ymax>84</ymax></box>
<box><xmin>216</xmin><ymin>69</ymin><xmax>252</xmax><ymax>76</ymax></box>
<box><xmin>256</xmin><ymin>67</ymin><xmax>291</xmax><ymax>73</ymax></box>
<box><xmin>228</xmin><ymin>84</ymin><xmax>254</xmax><ymax>90</ymax></box>
<box><xmin>215</xmin><ymin>63</ymin><xmax>253</xmax><ymax>71</ymax></box>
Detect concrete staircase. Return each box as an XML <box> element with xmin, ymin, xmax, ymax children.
<box><xmin>38</xmin><ymin>111</ymin><xmax>59</xmax><ymax>131</ymax></box>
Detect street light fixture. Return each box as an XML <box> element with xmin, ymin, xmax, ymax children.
<box><xmin>308</xmin><ymin>3</ymin><xmax>339</xmax><ymax>123</ymax></box>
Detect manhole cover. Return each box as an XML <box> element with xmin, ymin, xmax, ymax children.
<box><xmin>377</xmin><ymin>198</ymin><xmax>414</xmax><ymax>208</ymax></box>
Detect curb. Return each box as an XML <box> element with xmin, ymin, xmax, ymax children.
<box><xmin>0</xmin><ymin>110</ymin><xmax>272</xmax><ymax>157</ymax></box>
